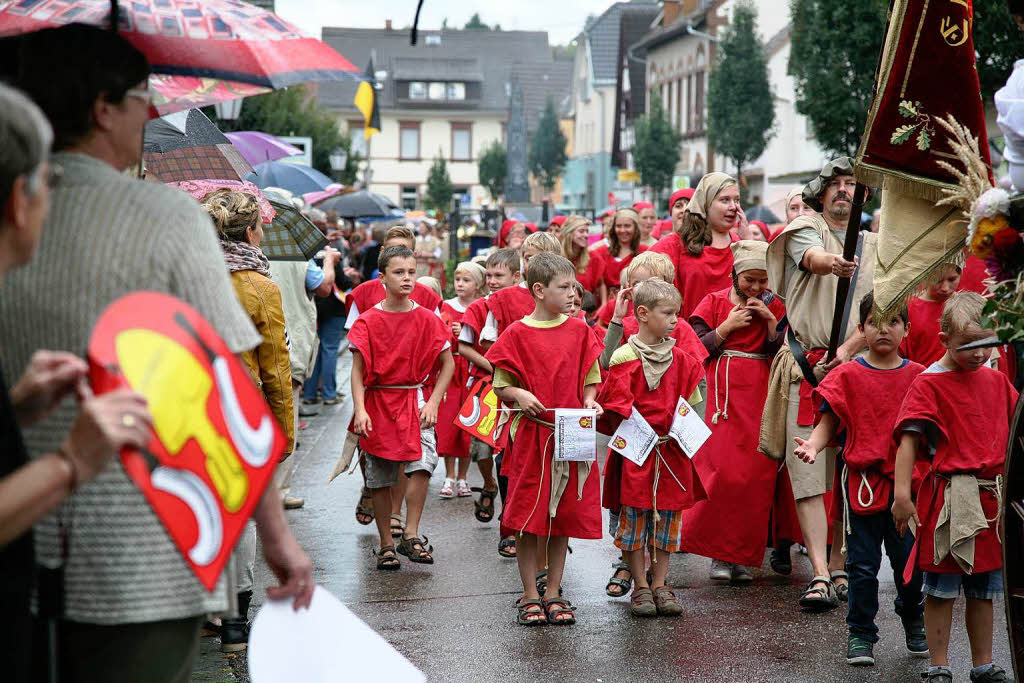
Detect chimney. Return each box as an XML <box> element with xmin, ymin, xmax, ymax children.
<box><xmin>385</xmin><ymin>19</ymin><xmax>392</xmax><ymax>31</ymax></box>
<box><xmin>662</xmin><ymin>1</ymin><xmax>682</xmax><ymax>27</ymax></box>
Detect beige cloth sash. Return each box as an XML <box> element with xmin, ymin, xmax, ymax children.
<box><xmin>521</xmin><ymin>413</ymin><xmax>592</xmax><ymax>525</ymax></box>
<box><xmin>627</xmin><ymin>335</ymin><xmax>675</xmax><ymax>390</ymax></box>
<box><xmin>759</xmin><ymin>346</ymin><xmax>798</xmax><ymax>461</ymax></box>
<box><xmin>933</xmin><ymin>474</ymin><xmax>1002</xmax><ymax>574</ymax></box>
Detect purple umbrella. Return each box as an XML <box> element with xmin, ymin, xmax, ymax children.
<box><xmin>225</xmin><ymin>131</ymin><xmax>303</xmax><ymax>167</ymax></box>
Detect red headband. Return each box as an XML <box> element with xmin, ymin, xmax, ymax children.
<box><xmin>549</xmin><ymin>215</ymin><xmax>567</xmax><ymax>228</ymax></box>
<box><xmin>633</xmin><ymin>201</ymin><xmax>654</xmax><ymax>211</ymax></box>
<box><xmin>496</xmin><ymin>219</ymin><xmax>521</xmax><ymax>247</ymax></box>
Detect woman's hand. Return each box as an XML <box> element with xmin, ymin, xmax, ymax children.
<box><xmin>10</xmin><ymin>350</ymin><xmax>88</xmax><ymax>427</ymax></box>
<box><xmin>610</xmin><ymin>286</ymin><xmax>632</xmax><ymax>325</ymax></box>
<box><xmin>721</xmin><ymin>304</ymin><xmax>753</xmax><ymax>335</ymax></box>
<box><xmin>64</xmin><ymin>389</ymin><xmax>152</xmax><ymax>483</ymax></box>
<box><xmin>744</xmin><ymin>297</ymin><xmax>775</xmax><ymax>321</ymax></box>
<box><xmin>353</xmin><ymin>408</ymin><xmax>373</xmax><ymax>436</ymax></box>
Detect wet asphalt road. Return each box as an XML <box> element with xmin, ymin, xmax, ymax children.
<box><xmin>196</xmin><ymin>349</ymin><xmax>1011</xmax><ymax>683</ymax></box>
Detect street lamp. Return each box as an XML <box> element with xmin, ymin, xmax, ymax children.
<box><xmin>329</xmin><ymin>147</ymin><xmax>348</xmax><ymax>173</ymax></box>
<box><xmin>214</xmin><ymin>97</ymin><xmax>244</xmax><ymax>121</ymax></box>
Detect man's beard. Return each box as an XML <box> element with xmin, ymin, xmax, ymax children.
<box><xmin>827</xmin><ymin>196</ymin><xmax>851</xmax><ymax>222</ymax></box>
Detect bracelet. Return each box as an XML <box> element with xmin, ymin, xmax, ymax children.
<box><xmin>714</xmin><ymin>327</ymin><xmax>726</xmax><ymax>343</ymax></box>
<box><xmin>54</xmin><ymin>443</ymin><xmax>79</xmax><ymax>492</ymax></box>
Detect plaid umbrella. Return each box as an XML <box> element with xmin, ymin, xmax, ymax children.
<box><xmin>261</xmin><ymin>195</ymin><xmax>327</xmax><ymax>262</ymax></box>
<box><xmin>144</xmin><ymin>109</ymin><xmax>252</xmax><ymax>182</ymax></box>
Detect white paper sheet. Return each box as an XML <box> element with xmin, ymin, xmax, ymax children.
<box><xmin>668</xmin><ymin>397</ymin><xmax>712</xmax><ymax>458</ymax></box>
<box><xmin>248</xmin><ymin>585</ymin><xmax>425</xmax><ymax>683</ymax></box>
<box><xmin>609</xmin><ymin>407</ymin><xmax>658</xmax><ymax>467</ymax></box>
<box><xmin>553</xmin><ymin>408</ymin><xmax>597</xmax><ymax>462</ymax></box>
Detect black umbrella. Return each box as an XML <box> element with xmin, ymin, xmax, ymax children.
<box><xmin>143</xmin><ymin>109</ymin><xmax>252</xmax><ymax>182</ymax></box>
<box><xmin>744</xmin><ymin>205</ymin><xmax>781</xmax><ymax>224</ymax></box>
<box><xmin>317</xmin><ymin>190</ymin><xmax>402</xmax><ymax>218</ymax></box>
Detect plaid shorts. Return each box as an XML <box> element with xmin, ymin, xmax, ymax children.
<box><xmin>614</xmin><ymin>505</ymin><xmax>683</xmax><ymax>552</ymax></box>
<box><xmin>922</xmin><ymin>569</ymin><xmax>1003</xmax><ymax>600</ymax></box>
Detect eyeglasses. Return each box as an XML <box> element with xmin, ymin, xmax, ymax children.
<box><xmin>124</xmin><ymin>88</ymin><xmax>154</xmax><ymax>104</ymax></box>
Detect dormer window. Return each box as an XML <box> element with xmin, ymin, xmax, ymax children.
<box><xmin>409</xmin><ymin>82</ymin><xmax>427</xmax><ymax>99</ymax></box>
<box><xmin>425</xmin><ymin>34</ymin><xmax>441</xmax><ymax>46</ymax></box>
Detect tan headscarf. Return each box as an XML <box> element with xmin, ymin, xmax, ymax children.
<box><xmin>730</xmin><ymin>239</ymin><xmax>768</xmax><ymax>274</ymax></box>
<box><xmin>685</xmin><ymin>172</ymin><xmax>736</xmax><ymax>220</ymax></box>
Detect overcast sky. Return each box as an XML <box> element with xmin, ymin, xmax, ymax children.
<box><xmin>274</xmin><ymin>0</ymin><xmax>613</xmax><ymax>46</ymax></box>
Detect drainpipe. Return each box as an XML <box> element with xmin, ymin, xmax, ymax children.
<box><xmin>598</xmin><ymin>88</ymin><xmax>606</xmax><ymax>207</ymax></box>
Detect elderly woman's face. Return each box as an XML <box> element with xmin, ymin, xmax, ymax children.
<box><xmin>707</xmin><ymin>184</ymin><xmax>740</xmax><ymax>233</ymax></box>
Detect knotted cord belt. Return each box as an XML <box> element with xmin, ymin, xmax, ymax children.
<box><xmin>839</xmin><ymin>466</ymin><xmax>878</xmax><ymax>554</ymax></box>
<box><xmin>710</xmin><ymin>350</ymin><xmax>768</xmax><ymax>424</ymax></box>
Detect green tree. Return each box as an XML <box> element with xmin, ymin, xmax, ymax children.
<box><xmin>632</xmin><ymin>94</ymin><xmax>682</xmax><ymax>206</ymax></box>
<box><xmin>208</xmin><ymin>86</ymin><xmax>361</xmax><ymax>183</ymax></box>
<box><xmin>528</xmin><ymin>98</ymin><xmax>569</xmax><ymax>193</ymax></box>
<box><xmin>477</xmin><ymin>139</ymin><xmax>506</xmax><ymax>202</ymax></box>
<box><xmin>464</xmin><ymin>13</ymin><xmax>490</xmax><ymax>30</ymax></box>
<box><xmin>425</xmin><ymin>151</ymin><xmax>454</xmax><ymax>212</ymax></box>
<box><xmin>707</xmin><ymin>1</ymin><xmax>775</xmax><ymax>199</ymax></box>
<box><xmin>975</xmin><ymin>3</ymin><xmax>1024</xmax><ymax>100</ymax></box>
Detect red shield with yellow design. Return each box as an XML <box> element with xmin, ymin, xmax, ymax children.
<box><xmin>88</xmin><ymin>292</ymin><xmax>286</xmax><ymax>590</ymax></box>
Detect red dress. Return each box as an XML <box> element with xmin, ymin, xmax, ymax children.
<box><xmin>486</xmin><ymin>284</ymin><xmax>535</xmax><ymax>338</ymax></box>
<box><xmin>600</xmin><ymin>346</ymin><xmax>707</xmax><ymax>513</ymax></box>
<box><xmin>346</xmin><ymin>279</ymin><xmax>442</xmax><ymax>327</ymax></box>
<box><xmin>347</xmin><ymin>304</ymin><xmax>450</xmax><ymax>461</ymax></box>
<box><xmin>575</xmin><ymin>256</ymin><xmax>604</xmax><ymax>295</ymax></box>
<box><xmin>958</xmin><ymin>254</ymin><xmax>989</xmax><ymax>295</ymax></box>
<box><xmin>485</xmin><ymin>317</ymin><xmax>604</xmax><ymax>539</ymax></box>
<box><xmin>814</xmin><ymin>359</ymin><xmax>925</xmax><ymax>515</ymax></box>
<box><xmin>650</xmin><ymin>233</ymin><xmax>735</xmax><ymax>318</ymax></box>
<box><xmin>678</xmin><ymin>288</ymin><xmax>786</xmax><ymax>566</ymax></box>
<box><xmin>900</xmin><ymin>297</ymin><xmax>946</xmax><ymax>366</ymax></box>
<box><xmin>588</xmin><ymin>244</ymin><xmax>647</xmax><ymax>291</ymax></box>
<box><xmin>436</xmin><ymin>298</ymin><xmax>473</xmax><ymax>458</ymax></box>
<box><xmin>894</xmin><ymin>366</ymin><xmax>1018</xmax><ymax>574</ymax></box>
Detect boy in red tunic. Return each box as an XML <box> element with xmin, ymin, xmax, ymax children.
<box><xmin>436</xmin><ymin>261</ymin><xmax>486</xmax><ymax>499</ymax></box>
<box><xmin>486</xmin><ymin>253</ymin><xmax>604</xmax><ymax>626</ymax></box>
<box><xmin>480</xmin><ymin>231</ymin><xmax>563</xmax><ymax>343</ymax></box>
<box><xmin>892</xmin><ymin>292</ymin><xmax>1018</xmax><ymax>683</ymax></box>
<box><xmin>458</xmin><ymin>249</ymin><xmax>520</xmax><ymax>555</ymax></box>
<box><xmin>899</xmin><ymin>264</ymin><xmax>961</xmax><ymax>366</ymax></box>
<box><xmin>794</xmin><ymin>292</ymin><xmax>926</xmax><ymax>667</ymax></box>
<box><xmin>349</xmin><ymin>246</ymin><xmax>455</xmax><ymax>570</ymax></box>
<box><xmin>599</xmin><ymin>278</ymin><xmax>706</xmax><ymax>618</ymax></box>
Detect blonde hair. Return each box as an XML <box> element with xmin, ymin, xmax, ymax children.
<box><xmin>522</xmin><ymin>230</ymin><xmax>563</xmax><ymax>256</ymax></box>
<box><xmin>609</xmin><ymin>207</ymin><xmax>641</xmax><ymax>254</ymax></box>
<box><xmin>625</xmin><ymin>250</ymin><xmax>675</xmax><ymax>284</ymax></box>
<box><xmin>940</xmin><ymin>291</ymin><xmax>986</xmax><ymax>337</ymax></box>
<box><xmin>384</xmin><ymin>225</ymin><xmax>415</xmax><ymax>248</ymax></box>
<box><xmin>632</xmin><ymin>277</ymin><xmax>681</xmax><ymax>312</ymax></box>
<box><xmin>454</xmin><ymin>261</ymin><xmax>487</xmax><ymax>297</ymax></box>
<box><xmin>559</xmin><ymin>215</ymin><xmax>591</xmax><ymax>273</ymax></box>
<box><xmin>416</xmin><ymin>276</ymin><xmax>442</xmax><ymax>297</ymax></box>
<box><xmin>201</xmin><ymin>189</ymin><xmax>261</xmax><ymax>242</ymax></box>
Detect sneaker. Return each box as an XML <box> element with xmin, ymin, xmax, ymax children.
<box><xmin>456</xmin><ymin>479</ymin><xmax>472</xmax><ymax>497</ymax></box>
<box><xmin>323</xmin><ymin>395</ymin><xmax>344</xmax><ymax>405</ymax></box>
<box><xmin>439</xmin><ymin>478</ymin><xmax>455</xmax><ymax>499</ymax></box>
<box><xmin>283</xmin><ymin>496</ymin><xmax>305</xmax><ymax>510</ymax></box>
<box><xmin>731</xmin><ymin>565</ymin><xmax>753</xmax><ymax>583</ymax></box>
<box><xmin>904</xmin><ymin>617</ymin><xmax>929</xmax><ymax>657</ymax></box>
<box><xmin>846</xmin><ymin>635</ymin><xmax>874</xmax><ymax>666</ymax></box>
<box><xmin>970</xmin><ymin>665</ymin><xmax>1011</xmax><ymax>682</ymax></box>
<box><xmin>301</xmin><ymin>397</ymin><xmax>321</xmax><ymax>405</ymax></box>
<box><xmin>298</xmin><ymin>403</ymin><xmax>320</xmax><ymax>417</ymax></box>
<box><xmin>709</xmin><ymin>559</ymin><xmax>732</xmax><ymax>582</ymax></box>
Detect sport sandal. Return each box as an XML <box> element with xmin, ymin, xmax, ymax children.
<box><xmin>652</xmin><ymin>586</ymin><xmax>683</xmax><ymax>616</ymax></box>
<box><xmin>830</xmin><ymin>569</ymin><xmax>849</xmax><ymax>602</ymax></box>
<box><xmin>799</xmin><ymin>575</ymin><xmax>839</xmax><ymax>611</ymax></box>
<box><xmin>606</xmin><ymin>561</ymin><xmax>632</xmax><ymax>597</ymax></box>
<box><xmin>516</xmin><ymin>598</ymin><xmax>547</xmax><ymax>626</ymax></box>
<box><xmin>629</xmin><ymin>588</ymin><xmax>657</xmax><ymax>617</ymax></box>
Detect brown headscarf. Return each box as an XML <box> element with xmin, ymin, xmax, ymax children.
<box><xmin>677</xmin><ymin>172</ymin><xmax>737</xmax><ymax>256</ymax></box>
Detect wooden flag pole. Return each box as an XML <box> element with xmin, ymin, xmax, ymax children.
<box><xmin>825</xmin><ymin>182</ymin><xmax>868</xmax><ymax>363</ymax></box>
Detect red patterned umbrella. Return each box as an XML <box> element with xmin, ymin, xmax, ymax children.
<box><xmin>0</xmin><ymin>0</ymin><xmax>357</xmax><ymax>88</ymax></box>
<box><xmin>150</xmin><ymin>74</ymin><xmax>270</xmax><ymax>116</ymax></box>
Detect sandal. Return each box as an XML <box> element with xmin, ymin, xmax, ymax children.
<box><xmin>439</xmin><ymin>478</ymin><xmax>455</xmax><ymax>499</ymax></box>
<box><xmin>474</xmin><ymin>488</ymin><xmax>498</xmax><ymax>522</ymax></box>
<box><xmin>652</xmin><ymin>586</ymin><xmax>683</xmax><ymax>617</ymax></box>
<box><xmin>498</xmin><ymin>536</ymin><xmax>517</xmax><ymax>558</ymax></box>
<box><xmin>543</xmin><ymin>597</ymin><xmax>576</xmax><ymax>625</ymax></box>
<box><xmin>456</xmin><ymin>479</ymin><xmax>472</xmax><ymax>497</ymax></box>
<box><xmin>536</xmin><ymin>570</ymin><xmax>548</xmax><ymax>596</ymax></box>
<box><xmin>629</xmin><ymin>587</ymin><xmax>657</xmax><ymax>617</ymax></box>
<box><xmin>389</xmin><ymin>514</ymin><xmax>405</xmax><ymax>538</ymax></box>
<box><xmin>397</xmin><ymin>535</ymin><xmax>434</xmax><ymax>564</ymax></box>
<box><xmin>515</xmin><ymin>598</ymin><xmax>547</xmax><ymax>626</ymax></box>
<box><xmin>799</xmin><ymin>575</ymin><xmax>839</xmax><ymax>612</ymax></box>
<box><xmin>375</xmin><ymin>545</ymin><xmax>400</xmax><ymax>571</ymax></box>
<box><xmin>606</xmin><ymin>561</ymin><xmax>632</xmax><ymax>598</ymax></box>
<box><xmin>355</xmin><ymin>488</ymin><xmax>374</xmax><ymax>526</ymax></box>
<box><xmin>830</xmin><ymin>570</ymin><xmax>849</xmax><ymax>603</ymax></box>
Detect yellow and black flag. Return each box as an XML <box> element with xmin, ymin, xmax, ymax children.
<box><xmin>354</xmin><ymin>59</ymin><xmax>380</xmax><ymax>140</ymax></box>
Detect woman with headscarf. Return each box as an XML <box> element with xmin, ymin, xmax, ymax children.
<box><xmin>650</xmin><ymin>173</ymin><xmax>748</xmax><ymax>318</ymax></box>
<box><xmin>784</xmin><ymin>186</ymin><xmax>815</xmax><ymax>223</ymax></box>
<box><xmin>560</xmin><ymin>215</ymin><xmax>603</xmax><ymax>296</ymax></box>
<box><xmin>588</xmin><ymin>207</ymin><xmax>647</xmax><ymax>307</ymax></box>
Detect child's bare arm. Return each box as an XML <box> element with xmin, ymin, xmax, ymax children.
<box><xmin>494</xmin><ymin>385</ymin><xmax>546</xmax><ymax>416</ymax></box>
<box><xmin>582</xmin><ymin>383</ymin><xmax>603</xmax><ymax>417</ymax></box>
<box><xmin>891</xmin><ymin>432</ymin><xmax>920</xmax><ymax>535</ymax></box>
<box><xmin>793</xmin><ymin>412</ymin><xmax>838</xmax><ymax>464</ymax></box>
<box><xmin>351</xmin><ymin>351</ymin><xmax>371</xmax><ymax>435</ymax></box>
<box><xmin>458</xmin><ymin>341</ymin><xmax>492</xmax><ymax>375</ymax></box>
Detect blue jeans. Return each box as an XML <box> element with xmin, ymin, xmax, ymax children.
<box><xmin>845</xmin><ymin>506</ymin><xmax>924</xmax><ymax>642</ymax></box>
<box><xmin>302</xmin><ymin>315</ymin><xmax>345</xmax><ymax>401</ymax></box>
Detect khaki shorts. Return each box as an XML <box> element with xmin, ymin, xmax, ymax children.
<box><xmin>364</xmin><ymin>427</ymin><xmax>438</xmax><ymax>489</ymax></box>
<box><xmin>783</xmin><ymin>379</ymin><xmax>835</xmax><ymax>501</ymax></box>
<box><xmin>469</xmin><ymin>436</ymin><xmax>493</xmax><ymax>462</ymax></box>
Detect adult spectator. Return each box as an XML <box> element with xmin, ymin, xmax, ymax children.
<box><xmin>762</xmin><ymin>157</ymin><xmax>877</xmax><ymax>612</ymax></box>
<box><xmin>0</xmin><ymin>25</ymin><xmax>312</xmax><ymax>681</ymax></box>
<box><xmin>0</xmin><ymin>81</ymin><xmax>155</xmax><ymax>683</ymax></box>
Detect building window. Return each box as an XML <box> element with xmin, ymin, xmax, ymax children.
<box><xmin>695</xmin><ymin>70</ymin><xmax>705</xmax><ymax>132</ymax></box>
<box><xmin>451</xmin><ymin>123</ymin><xmax>471</xmax><ymax>161</ymax></box>
<box><xmin>399</xmin><ymin>121</ymin><xmax>420</xmax><ymax>160</ymax></box>
<box><xmin>401</xmin><ymin>186</ymin><xmax>418</xmax><ymax>210</ymax></box>
<box><xmin>347</xmin><ymin>120</ymin><xmax>368</xmax><ymax>158</ymax></box>
<box><xmin>447</xmin><ymin>82</ymin><xmax>465</xmax><ymax>100</ymax></box>
<box><xmin>409</xmin><ymin>82</ymin><xmax>427</xmax><ymax>100</ymax></box>
<box><xmin>428</xmin><ymin>82</ymin><xmax>446</xmax><ymax>100</ymax></box>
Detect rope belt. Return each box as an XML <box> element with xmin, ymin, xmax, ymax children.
<box><xmin>648</xmin><ymin>435</ymin><xmax>688</xmax><ymax>565</ymax></box>
<box><xmin>710</xmin><ymin>350</ymin><xmax>769</xmax><ymax>424</ymax></box>
<box><xmin>839</xmin><ymin>466</ymin><xmax>878</xmax><ymax>554</ymax></box>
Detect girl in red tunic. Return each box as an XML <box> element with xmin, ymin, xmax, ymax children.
<box><xmin>633</xmin><ymin>201</ymin><xmax>659</xmax><ymax>247</ymax></box>
<box><xmin>436</xmin><ymin>261</ymin><xmax>486</xmax><ymax>499</ymax></box>
<box><xmin>651</xmin><ymin>172</ymin><xmax>749</xmax><ymax>318</ymax></box>
<box><xmin>560</xmin><ymin>215</ymin><xmax>604</xmax><ymax>297</ymax></box>
<box><xmin>679</xmin><ymin>240</ymin><xmax>786</xmax><ymax>581</ymax></box>
<box><xmin>588</xmin><ymin>207</ymin><xmax>647</xmax><ymax>308</ymax></box>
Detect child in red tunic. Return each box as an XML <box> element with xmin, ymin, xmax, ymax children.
<box><xmin>487</xmin><ymin>253</ymin><xmax>604</xmax><ymax>626</ymax></box>
<box><xmin>899</xmin><ymin>264</ymin><xmax>960</xmax><ymax>366</ymax></box>
<box><xmin>599</xmin><ymin>278</ymin><xmax>706</xmax><ymax>618</ymax></box>
<box><xmin>349</xmin><ymin>246</ymin><xmax>455</xmax><ymax>570</ymax></box>
<box><xmin>436</xmin><ymin>261</ymin><xmax>486</xmax><ymax>499</ymax></box>
<box><xmin>892</xmin><ymin>292</ymin><xmax>1018</xmax><ymax>683</ymax></box>
<box><xmin>794</xmin><ymin>292</ymin><xmax>926</xmax><ymax>667</ymax></box>
<box><xmin>679</xmin><ymin>240</ymin><xmax>785</xmax><ymax>582</ymax></box>
<box><xmin>480</xmin><ymin>231</ymin><xmax>563</xmax><ymax>344</ymax></box>
<box><xmin>457</xmin><ymin>249</ymin><xmax>520</xmax><ymax>556</ymax></box>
